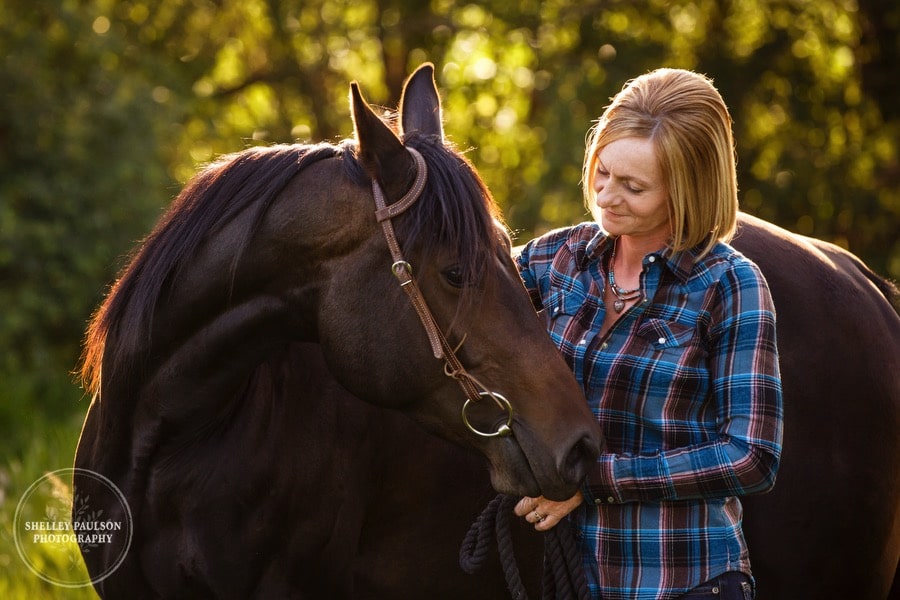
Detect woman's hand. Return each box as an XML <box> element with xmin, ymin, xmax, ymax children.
<box><xmin>514</xmin><ymin>492</ymin><xmax>584</xmax><ymax>531</ymax></box>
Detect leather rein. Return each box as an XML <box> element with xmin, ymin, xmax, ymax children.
<box><xmin>371</xmin><ymin>146</ymin><xmax>513</xmax><ymax>438</ymax></box>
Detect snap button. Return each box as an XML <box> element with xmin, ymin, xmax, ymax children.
<box><xmin>657</xmin><ymin>337</ymin><xmax>666</xmax><ymax>345</ymax></box>
<box><xmin>601</xmin><ymin>342</ymin><xmax>609</xmax><ymax>350</ymax></box>
<box><xmin>648</xmin><ymin>255</ymin><xmax>656</xmax><ymax>263</ymax></box>
<box><xmin>578</xmin><ymin>339</ymin><xmax>587</xmax><ymax>345</ymax></box>
<box><xmin>553</xmin><ymin>307</ymin><xmax>560</xmax><ymax>313</ymax></box>
<box><xmin>607</xmin><ymin>496</ymin><xmax>615</xmax><ymax>503</ymax></box>
<box><xmin>711</xmin><ymin>586</ymin><xmax>720</xmax><ymax>594</ymax></box>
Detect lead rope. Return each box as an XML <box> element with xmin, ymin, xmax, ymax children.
<box><xmin>459</xmin><ymin>494</ymin><xmax>591</xmax><ymax>600</ymax></box>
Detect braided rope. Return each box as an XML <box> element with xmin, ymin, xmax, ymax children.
<box><xmin>459</xmin><ymin>494</ymin><xmax>590</xmax><ymax>600</ymax></box>
<box><xmin>541</xmin><ymin>516</ymin><xmax>591</xmax><ymax>600</ymax></box>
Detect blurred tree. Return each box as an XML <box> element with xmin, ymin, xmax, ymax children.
<box><xmin>2</xmin><ymin>0</ymin><xmax>898</xmax><ymax>425</ymax></box>
<box><xmin>0</xmin><ymin>0</ymin><xmax>177</xmax><ymax>424</ymax></box>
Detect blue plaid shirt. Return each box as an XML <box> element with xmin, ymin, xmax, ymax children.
<box><xmin>517</xmin><ymin>223</ymin><xmax>783</xmax><ymax>600</ymax></box>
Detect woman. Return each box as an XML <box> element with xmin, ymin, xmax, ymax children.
<box><xmin>514</xmin><ymin>69</ymin><xmax>783</xmax><ymax>600</ymax></box>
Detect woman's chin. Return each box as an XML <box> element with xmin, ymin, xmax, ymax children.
<box><xmin>601</xmin><ymin>214</ymin><xmax>625</xmax><ymax>235</ymax></box>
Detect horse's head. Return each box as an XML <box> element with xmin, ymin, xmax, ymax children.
<box><xmin>309</xmin><ymin>64</ymin><xmax>603</xmax><ymax>500</ymax></box>
<box><xmin>79</xmin><ymin>64</ymin><xmax>601</xmax><ymax>503</ymax></box>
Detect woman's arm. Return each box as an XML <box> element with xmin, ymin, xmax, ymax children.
<box><xmin>583</xmin><ymin>258</ymin><xmax>784</xmax><ymax>504</ymax></box>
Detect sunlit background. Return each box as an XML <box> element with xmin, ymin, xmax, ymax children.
<box><xmin>2</xmin><ymin>1</ymin><xmax>898</xmax><ymax>596</ymax></box>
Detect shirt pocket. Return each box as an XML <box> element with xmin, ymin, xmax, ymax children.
<box><xmin>544</xmin><ymin>287</ymin><xmax>588</xmax><ymax>347</ymax></box>
<box><xmin>635</xmin><ymin>318</ymin><xmax>697</xmax><ymax>351</ymax></box>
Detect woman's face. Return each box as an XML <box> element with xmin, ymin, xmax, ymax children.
<box><xmin>592</xmin><ymin>137</ymin><xmax>671</xmax><ymax>245</ymax></box>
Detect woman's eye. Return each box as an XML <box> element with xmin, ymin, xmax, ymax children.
<box><xmin>443</xmin><ymin>267</ymin><xmax>464</xmax><ymax>288</ymax></box>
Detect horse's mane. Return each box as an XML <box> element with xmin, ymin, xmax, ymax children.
<box><xmin>80</xmin><ymin>134</ymin><xmax>501</xmax><ymax>397</ymax></box>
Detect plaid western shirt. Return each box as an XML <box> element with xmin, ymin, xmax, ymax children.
<box><xmin>517</xmin><ymin>223</ymin><xmax>783</xmax><ymax>600</ymax></box>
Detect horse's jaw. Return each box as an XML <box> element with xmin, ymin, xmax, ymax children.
<box><xmin>479</xmin><ymin>426</ymin><xmax>599</xmax><ymax>501</ymax></box>
<box><xmin>470</xmin><ymin>435</ymin><xmax>538</xmax><ymax>498</ymax></box>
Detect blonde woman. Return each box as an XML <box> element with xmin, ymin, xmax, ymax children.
<box><xmin>514</xmin><ymin>69</ymin><xmax>784</xmax><ymax>600</ymax></box>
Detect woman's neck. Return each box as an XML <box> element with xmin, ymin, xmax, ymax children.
<box><xmin>614</xmin><ymin>234</ymin><xmax>668</xmax><ymax>273</ymax></box>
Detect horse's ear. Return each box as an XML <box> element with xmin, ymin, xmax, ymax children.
<box><xmin>399</xmin><ymin>63</ymin><xmax>444</xmax><ymax>141</ymax></box>
<box><xmin>350</xmin><ymin>81</ymin><xmax>412</xmax><ymax>188</ymax></box>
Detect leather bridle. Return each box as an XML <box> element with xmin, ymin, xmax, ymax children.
<box><xmin>371</xmin><ymin>146</ymin><xmax>513</xmax><ymax>438</ymax></box>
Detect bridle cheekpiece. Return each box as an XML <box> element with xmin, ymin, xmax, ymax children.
<box><xmin>371</xmin><ymin>146</ymin><xmax>513</xmax><ymax>438</ymax></box>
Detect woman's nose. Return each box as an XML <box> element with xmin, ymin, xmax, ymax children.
<box><xmin>594</xmin><ymin>183</ymin><xmax>613</xmax><ymax>208</ymax></box>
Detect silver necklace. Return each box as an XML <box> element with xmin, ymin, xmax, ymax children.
<box><xmin>607</xmin><ymin>238</ymin><xmax>642</xmax><ymax>313</ymax></box>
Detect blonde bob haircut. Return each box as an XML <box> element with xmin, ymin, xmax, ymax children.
<box><xmin>582</xmin><ymin>68</ymin><xmax>738</xmax><ymax>258</ymax></box>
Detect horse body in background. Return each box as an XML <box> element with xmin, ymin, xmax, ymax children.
<box><xmin>731</xmin><ymin>214</ymin><xmax>900</xmax><ymax>600</ymax></box>
<box><xmin>73</xmin><ymin>64</ymin><xmax>601</xmax><ymax>598</ymax></box>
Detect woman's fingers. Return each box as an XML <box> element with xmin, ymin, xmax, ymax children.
<box><xmin>513</xmin><ymin>495</ymin><xmax>538</xmax><ymax>517</ymax></box>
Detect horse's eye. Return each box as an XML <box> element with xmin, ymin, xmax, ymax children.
<box><xmin>443</xmin><ymin>266</ymin><xmax>464</xmax><ymax>288</ymax></box>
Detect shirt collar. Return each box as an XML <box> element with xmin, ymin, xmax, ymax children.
<box><xmin>664</xmin><ymin>247</ymin><xmax>698</xmax><ymax>284</ymax></box>
<box><xmin>577</xmin><ymin>228</ymin><xmax>700</xmax><ymax>284</ymax></box>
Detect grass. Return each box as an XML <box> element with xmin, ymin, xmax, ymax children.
<box><xmin>1</xmin><ymin>411</ymin><xmax>100</xmax><ymax>600</ymax></box>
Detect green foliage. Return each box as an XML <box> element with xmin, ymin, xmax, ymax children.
<box><xmin>0</xmin><ymin>415</ymin><xmax>98</xmax><ymax>599</ymax></box>
<box><xmin>1</xmin><ymin>0</ymin><xmax>897</xmax><ymax>592</ymax></box>
<box><xmin>0</xmin><ymin>0</ymin><xmax>179</xmax><ymax>418</ymax></box>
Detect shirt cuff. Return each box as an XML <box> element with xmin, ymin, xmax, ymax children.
<box><xmin>581</xmin><ymin>454</ymin><xmax>621</xmax><ymax>505</ymax></box>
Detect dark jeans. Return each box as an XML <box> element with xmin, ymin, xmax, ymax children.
<box><xmin>677</xmin><ymin>572</ymin><xmax>754</xmax><ymax>599</ymax></box>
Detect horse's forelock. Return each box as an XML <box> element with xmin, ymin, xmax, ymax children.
<box><xmin>341</xmin><ymin>132</ymin><xmax>501</xmax><ymax>304</ymax></box>
<box><xmin>400</xmin><ymin>137</ymin><xmax>502</xmax><ymax>302</ymax></box>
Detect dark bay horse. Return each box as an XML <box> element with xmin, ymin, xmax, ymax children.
<box><xmin>732</xmin><ymin>214</ymin><xmax>900</xmax><ymax>600</ymax></box>
<box><xmin>73</xmin><ymin>64</ymin><xmax>603</xmax><ymax>598</ymax></box>
<box><xmin>263</xmin><ymin>213</ymin><xmax>900</xmax><ymax>599</ymax></box>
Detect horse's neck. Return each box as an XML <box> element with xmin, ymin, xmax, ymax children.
<box><xmin>103</xmin><ymin>166</ymin><xmax>377</xmax><ymax>420</ymax></box>
<box><xmin>105</xmin><ymin>240</ymin><xmax>310</xmax><ymax>413</ymax></box>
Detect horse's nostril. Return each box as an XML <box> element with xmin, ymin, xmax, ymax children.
<box><xmin>562</xmin><ymin>434</ymin><xmax>602</xmax><ymax>484</ymax></box>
